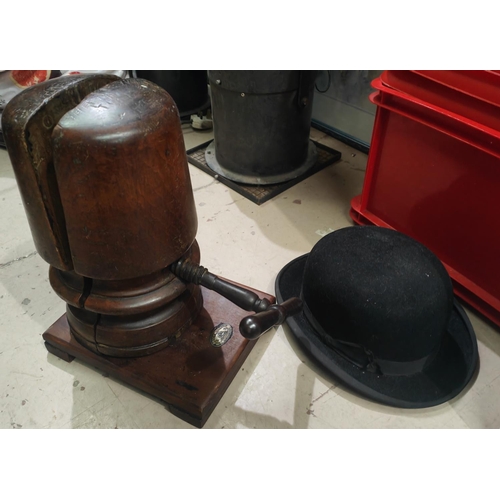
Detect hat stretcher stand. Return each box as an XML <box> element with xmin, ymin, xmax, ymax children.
<box><xmin>44</xmin><ymin>264</ymin><xmax>300</xmax><ymax>428</ymax></box>
<box><xmin>43</xmin><ymin>285</ymin><xmax>274</xmax><ymax>428</ymax></box>
<box><xmin>2</xmin><ymin>75</ymin><xmax>301</xmax><ymax>428</ymax></box>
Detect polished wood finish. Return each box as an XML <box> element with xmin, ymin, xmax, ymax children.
<box><xmin>1</xmin><ymin>74</ymin><xmax>120</xmax><ymax>269</ymax></box>
<box><xmin>43</xmin><ymin>286</ymin><xmax>274</xmax><ymax>428</ymax></box>
<box><xmin>3</xmin><ymin>75</ymin><xmax>203</xmax><ymax>357</ymax></box>
<box><xmin>49</xmin><ymin>241</ymin><xmax>203</xmax><ymax>357</ymax></box>
<box><xmin>52</xmin><ymin>78</ymin><xmax>198</xmax><ymax>281</ymax></box>
<box><xmin>3</xmin><ymin>74</ymin><xmax>288</xmax><ymax>426</ymax></box>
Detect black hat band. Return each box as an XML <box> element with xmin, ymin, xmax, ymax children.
<box><xmin>302</xmin><ymin>300</ymin><xmax>440</xmax><ymax>376</ymax></box>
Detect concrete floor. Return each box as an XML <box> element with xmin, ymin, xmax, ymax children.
<box><xmin>1</xmin><ymin>125</ymin><xmax>500</xmax><ymax>429</ymax></box>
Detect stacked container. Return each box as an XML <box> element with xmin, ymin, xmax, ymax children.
<box><xmin>350</xmin><ymin>70</ymin><xmax>500</xmax><ymax>328</ymax></box>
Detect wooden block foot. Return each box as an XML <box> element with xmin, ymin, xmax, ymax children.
<box><xmin>44</xmin><ymin>341</ymin><xmax>75</xmax><ymax>363</ymax></box>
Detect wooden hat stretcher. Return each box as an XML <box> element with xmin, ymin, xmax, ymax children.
<box><xmin>1</xmin><ymin>74</ymin><xmax>302</xmax><ymax>428</ymax></box>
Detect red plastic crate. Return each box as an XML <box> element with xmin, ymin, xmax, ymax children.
<box><xmin>380</xmin><ymin>71</ymin><xmax>500</xmax><ymax>134</ymax></box>
<box><xmin>414</xmin><ymin>70</ymin><xmax>500</xmax><ymax>106</ymax></box>
<box><xmin>380</xmin><ymin>70</ymin><xmax>500</xmax><ymax>132</ymax></box>
<box><xmin>350</xmin><ymin>77</ymin><xmax>500</xmax><ymax>327</ymax></box>
<box><xmin>383</xmin><ymin>70</ymin><xmax>500</xmax><ymax>104</ymax></box>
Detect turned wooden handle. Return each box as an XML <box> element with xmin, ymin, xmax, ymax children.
<box><xmin>171</xmin><ymin>260</ymin><xmax>303</xmax><ymax>341</ymax></box>
<box><xmin>171</xmin><ymin>260</ymin><xmax>272</xmax><ymax>312</ymax></box>
<box><xmin>239</xmin><ymin>297</ymin><xmax>303</xmax><ymax>340</ymax></box>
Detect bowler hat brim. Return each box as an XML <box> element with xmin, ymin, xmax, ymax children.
<box><xmin>276</xmin><ymin>254</ymin><xmax>479</xmax><ymax>409</ymax></box>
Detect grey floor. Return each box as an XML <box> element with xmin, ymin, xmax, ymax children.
<box><xmin>1</xmin><ymin>125</ymin><xmax>499</xmax><ymax>429</ymax></box>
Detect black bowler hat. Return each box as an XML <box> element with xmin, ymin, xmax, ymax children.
<box><xmin>275</xmin><ymin>226</ymin><xmax>479</xmax><ymax>408</ymax></box>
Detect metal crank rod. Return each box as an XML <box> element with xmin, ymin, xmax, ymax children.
<box><xmin>171</xmin><ymin>259</ymin><xmax>303</xmax><ymax>344</ymax></box>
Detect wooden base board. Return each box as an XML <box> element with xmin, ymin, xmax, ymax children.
<box><xmin>43</xmin><ymin>286</ymin><xmax>273</xmax><ymax>428</ymax></box>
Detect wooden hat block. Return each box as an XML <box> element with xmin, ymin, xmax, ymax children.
<box><xmin>2</xmin><ymin>74</ymin><xmax>298</xmax><ymax>428</ymax></box>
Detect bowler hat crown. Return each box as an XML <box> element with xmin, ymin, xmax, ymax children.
<box><xmin>302</xmin><ymin>226</ymin><xmax>453</xmax><ymax>375</ymax></box>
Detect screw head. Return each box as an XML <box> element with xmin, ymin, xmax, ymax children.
<box><xmin>216</xmin><ymin>79</ymin><xmax>221</xmax><ymax>85</ymax></box>
<box><xmin>210</xmin><ymin>323</ymin><xmax>233</xmax><ymax>347</ymax></box>
<box><xmin>241</xmin><ymin>92</ymin><xmax>245</xmax><ymax>97</ymax></box>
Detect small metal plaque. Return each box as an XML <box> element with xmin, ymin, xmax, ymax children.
<box><xmin>210</xmin><ymin>323</ymin><xmax>233</xmax><ymax>347</ymax></box>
